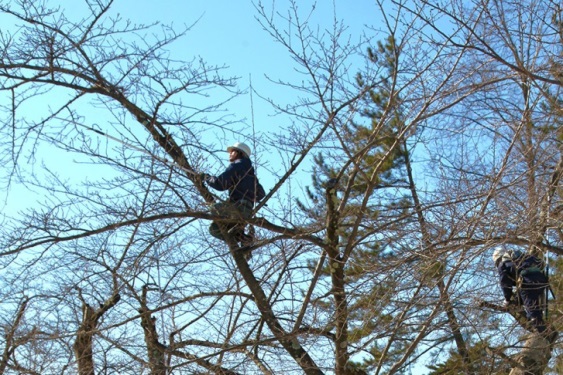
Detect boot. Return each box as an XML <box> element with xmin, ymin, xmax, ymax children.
<box><xmin>529</xmin><ymin>318</ymin><xmax>546</xmax><ymax>333</ymax></box>
<box><xmin>239</xmin><ymin>232</ymin><xmax>254</xmax><ymax>247</ymax></box>
<box><xmin>232</xmin><ymin>228</ymin><xmax>254</xmax><ymax>247</ymax></box>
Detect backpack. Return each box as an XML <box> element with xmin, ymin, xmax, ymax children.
<box><xmin>518</xmin><ymin>255</ymin><xmax>546</xmax><ymax>275</ymax></box>
<box><xmin>511</xmin><ymin>254</ymin><xmax>548</xmax><ymax>287</ymax></box>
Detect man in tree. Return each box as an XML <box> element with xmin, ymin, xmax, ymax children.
<box><xmin>201</xmin><ymin>142</ymin><xmax>264</xmax><ymax>247</ymax></box>
<box><xmin>492</xmin><ymin>247</ymin><xmax>549</xmax><ymax>333</ymax></box>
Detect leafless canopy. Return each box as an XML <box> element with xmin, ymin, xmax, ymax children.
<box><xmin>0</xmin><ymin>0</ymin><xmax>562</xmax><ymax>374</ymax></box>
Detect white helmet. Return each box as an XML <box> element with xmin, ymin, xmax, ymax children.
<box><xmin>492</xmin><ymin>246</ymin><xmax>523</xmax><ymax>266</ymax></box>
<box><xmin>227</xmin><ymin>142</ymin><xmax>251</xmax><ymax>158</ymax></box>
<box><xmin>492</xmin><ymin>247</ymin><xmax>504</xmax><ymax>266</ymax></box>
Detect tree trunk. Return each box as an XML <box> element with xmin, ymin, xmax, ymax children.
<box><xmin>509</xmin><ymin>333</ymin><xmax>555</xmax><ymax>375</ymax></box>
<box><xmin>325</xmin><ymin>179</ymin><xmax>350</xmax><ymax>374</ymax></box>
<box><xmin>73</xmin><ymin>304</ymin><xmax>96</xmax><ymax>375</ymax></box>
<box><xmin>330</xmin><ymin>258</ymin><xmax>350</xmax><ymax>374</ymax></box>
<box><xmin>140</xmin><ymin>286</ymin><xmax>167</xmax><ymax>375</ymax></box>
<box><xmin>73</xmin><ymin>292</ymin><xmax>120</xmax><ymax>375</ymax></box>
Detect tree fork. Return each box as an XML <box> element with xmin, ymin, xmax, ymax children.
<box><xmin>73</xmin><ymin>291</ymin><xmax>120</xmax><ymax>375</ymax></box>
<box><xmin>139</xmin><ymin>285</ymin><xmax>167</xmax><ymax>375</ymax></box>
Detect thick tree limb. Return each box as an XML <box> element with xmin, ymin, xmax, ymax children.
<box><xmin>73</xmin><ymin>290</ymin><xmax>120</xmax><ymax>375</ymax></box>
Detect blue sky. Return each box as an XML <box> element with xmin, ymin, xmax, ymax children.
<box><xmin>118</xmin><ymin>0</ymin><xmax>382</xmax><ymax>122</ymax></box>
<box><xmin>119</xmin><ymin>1</ymin><xmax>381</xmax><ymax>76</ymax></box>
<box><xmin>0</xmin><ymin>3</ymin><xmax>441</xmax><ymax>371</ymax></box>
<box><xmin>1</xmin><ymin>0</ymin><xmax>384</xmax><ymax>214</ymax></box>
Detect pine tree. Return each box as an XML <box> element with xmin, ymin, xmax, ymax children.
<box><xmin>297</xmin><ymin>36</ymin><xmax>415</xmax><ymax>373</ymax></box>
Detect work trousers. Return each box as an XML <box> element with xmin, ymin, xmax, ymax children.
<box><xmin>519</xmin><ymin>283</ymin><xmax>547</xmax><ymax>323</ymax></box>
<box><xmin>208</xmin><ymin>200</ymin><xmax>253</xmax><ymax>241</ymax></box>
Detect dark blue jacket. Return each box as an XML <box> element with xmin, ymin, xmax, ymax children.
<box><xmin>206</xmin><ymin>158</ymin><xmax>263</xmax><ymax>203</ymax></box>
<box><xmin>498</xmin><ymin>254</ymin><xmax>547</xmax><ymax>301</ymax></box>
